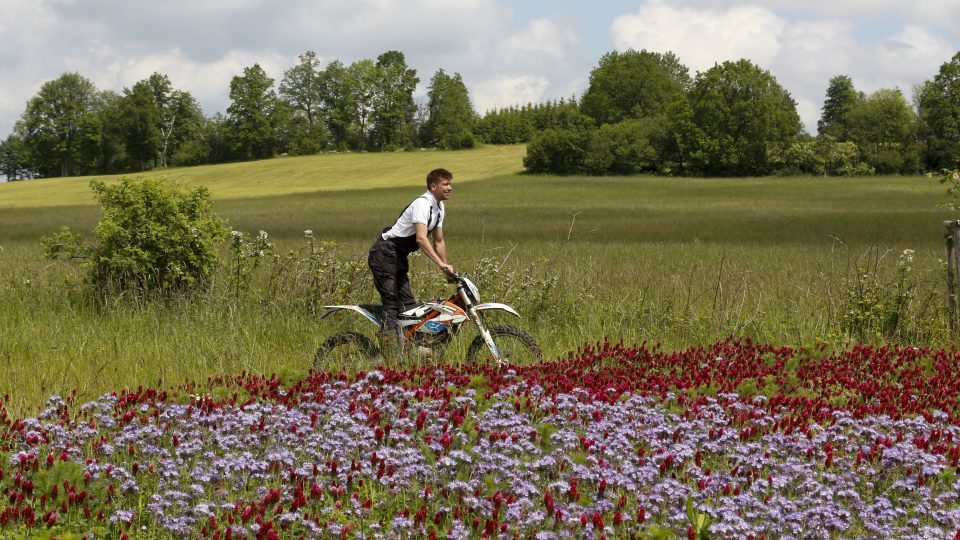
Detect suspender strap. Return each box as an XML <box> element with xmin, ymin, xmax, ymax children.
<box><xmin>391</xmin><ymin>196</ymin><xmax>441</xmax><ymax>233</ymax></box>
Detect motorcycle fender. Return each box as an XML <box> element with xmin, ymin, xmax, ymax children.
<box><xmin>320</xmin><ymin>306</ymin><xmax>380</xmax><ymax>326</ymax></box>
<box><xmin>473</xmin><ymin>302</ymin><xmax>521</xmax><ymax>318</ymax></box>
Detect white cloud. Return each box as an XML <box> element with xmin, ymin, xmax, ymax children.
<box><xmin>1</xmin><ymin>0</ymin><xmax>958</xmax><ymax>142</ymax></box>
<box><xmin>609</xmin><ymin>1</ymin><xmax>959</xmax><ymax>133</ymax></box>
<box><xmin>610</xmin><ymin>1</ymin><xmax>787</xmax><ymax>73</ymax></box>
<box><xmin>495</xmin><ymin>18</ymin><xmax>578</xmax><ymax>68</ymax></box>
<box><xmin>472</xmin><ymin>75</ymin><xmax>550</xmax><ymax>113</ymax></box>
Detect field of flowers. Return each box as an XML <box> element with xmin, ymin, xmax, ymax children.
<box><xmin>3</xmin><ymin>338</ymin><xmax>960</xmax><ymax>539</ymax></box>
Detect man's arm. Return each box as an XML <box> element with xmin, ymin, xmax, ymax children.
<box><xmin>415</xmin><ymin>223</ymin><xmax>454</xmax><ymax>276</ymax></box>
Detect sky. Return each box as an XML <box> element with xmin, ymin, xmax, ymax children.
<box><xmin>1</xmin><ymin>0</ymin><xmax>959</xmax><ymax>138</ymax></box>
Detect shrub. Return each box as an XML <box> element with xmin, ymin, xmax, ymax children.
<box><xmin>42</xmin><ymin>175</ymin><xmax>228</xmax><ymax>294</ymax></box>
<box><xmin>522</xmin><ymin>108</ymin><xmax>596</xmax><ymax>174</ymax></box>
<box><xmin>584</xmin><ymin>119</ymin><xmax>660</xmax><ymax>175</ymax></box>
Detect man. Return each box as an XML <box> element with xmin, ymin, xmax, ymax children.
<box><xmin>368</xmin><ymin>168</ymin><xmax>456</xmax><ymax>344</ymax></box>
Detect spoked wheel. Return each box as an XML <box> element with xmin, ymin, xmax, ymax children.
<box><xmin>465</xmin><ymin>326</ymin><xmax>542</xmax><ymax>364</ymax></box>
<box><xmin>313</xmin><ymin>331</ymin><xmax>379</xmax><ymax>370</ymax></box>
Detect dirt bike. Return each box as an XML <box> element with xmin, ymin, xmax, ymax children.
<box><xmin>314</xmin><ymin>274</ymin><xmax>541</xmax><ymax>368</ymax></box>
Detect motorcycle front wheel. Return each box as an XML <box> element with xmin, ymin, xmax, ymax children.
<box><xmin>465</xmin><ymin>326</ymin><xmax>542</xmax><ymax>364</ymax></box>
<box><xmin>313</xmin><ymin>331</ymin><xmax>379</xmax><ymax>370</ymax></box>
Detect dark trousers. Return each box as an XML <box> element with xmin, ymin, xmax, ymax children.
<box><xmin>368</xmin><ymin>237</ymin><xmax>416</xmax><ymax>332</ymax></box>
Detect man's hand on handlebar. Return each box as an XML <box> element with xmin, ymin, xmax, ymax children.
<box><xmin>441</xmin><ymin>264</ymin><xmax>456</xmax><ymax>283</ymax></box>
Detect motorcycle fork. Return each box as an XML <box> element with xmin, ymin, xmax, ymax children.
<box><xmin>466</xmin><ymin>305</ymin><xmax>503</xmax><ymax>365</ymax></box>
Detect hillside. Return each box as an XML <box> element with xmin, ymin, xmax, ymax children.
<box><xmin>0</xmin><ymin>145</ymin><xmax>526</xmax><ymax>209</ymax></box>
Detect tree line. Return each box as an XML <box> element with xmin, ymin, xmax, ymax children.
<box><xmin>0</xmin><ymin>50</ymin><xmax>475</xmax><ymax>180</ymax></box>
<box><xmin>2</xmin><ymin>48</ymin><xmax>959</xmax><ymax>180</ymax></box>
<box><xmin>515</xmin><ymin>50</ymin><xmax>960</xmax><ymax>176</ymax></box>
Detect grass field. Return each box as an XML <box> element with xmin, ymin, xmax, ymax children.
<box><xmin>0</xmin><ymin>145</ymin><xmax>955</xmax><ymax>416</ymax></box>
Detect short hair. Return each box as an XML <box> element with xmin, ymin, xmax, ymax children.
<box><xmin>426</xmin><ymin>168</ymin><xmax>453</xmax><ymax>188</ymax></box>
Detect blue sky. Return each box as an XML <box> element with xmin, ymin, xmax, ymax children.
<box><xmin>1</xmin><ymin>0</ymin><xmax>958</xmax><ymax>137</ymax></box>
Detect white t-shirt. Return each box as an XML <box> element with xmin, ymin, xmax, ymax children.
<box><xmin>382</xmin><ymin>191</ymin><xmax>444</xmax><ymax>241</ymax></box>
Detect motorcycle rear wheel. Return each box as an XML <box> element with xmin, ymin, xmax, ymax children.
<box><xmin>465</xmin><ymin>326</ymin><xmax>542</xmax><ymax>364</ymax></box>
<box><xmin>313</xmin><ymin>331</ymin><xmax>379</xmax><ymax>370</ymax></box>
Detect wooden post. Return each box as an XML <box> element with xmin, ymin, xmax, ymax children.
<box><xmin>945</xmin><ymin>220</ymin><xmax>960</xmax><ymax>335</ymax></box>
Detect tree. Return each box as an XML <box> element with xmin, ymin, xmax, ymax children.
<box><xmin>0</xmin><ymin>134</ymin><xmax>30</xmax><ymax>180</ymax></box>
<box><xmin>16</xmin><ymin>72</ymin><xmax>99</xmax><ymax>177</ymax></box>
<box><xmin>580</xmin><ymin>49</ymin><xmax>689</xmax><ymax>125</ymax></box>
<box><xmin>421</xmin><ymin>69</ymin><xmax>476</xmax><ymax>149</ymax></box>
<box><xmin>280</xmin><ymin>51</ymin><xmax>324</xmax><ymax>127</ymax></box>
<box><xmin>684</xmin><ymin>59</ymin><xmax>801</xmax><ymax>176</ymax></box>
<box><xmin>226</xmin><ymin>64</ymin><xmax>278</xmax><ymax>160</ymax></box>
<box><xmin>348</xmin><ymin>59</ymin><xmax>378</xmax><ymax>150</ymax></box>
<box><xmin>119</xmin><ymin>80</ymin><xmax>162</xmax><ymax>171</ymax></box>
<box><xmin>318</xmin><ymin>60</ymin><xmax>355</xmax><ymax>150</ymax></box>
<box><xmin>140</xmin><ymin>73</ymin><xmax>205</xmax><ymax>167</ymax></box>
<box><xmin>917</xmin><ymin>52</ymin><xmax>960</xmax><ymax>170</ymax></box>
<box><xmin>522</xmin><ymin>108</ymin><xmax>596</xmax><ymax>173</ymax></box>
<box><xmin>846</xmin><ymin>88</ymin><xmax>918</xmax><ymax>173</ymax></box>
<box><xmin>279</xmin><ymin>51</ymin><xmax>327</xmax><ymax>154</ymax></box>
<box><xmin>78</xmin><ymin>90</ymin><xmax>128</xmax><ymax>175</ymax></box>
<box><xmin>370</xmin><ymin>51</ymin><xmax>419</xmax><ymax>150</ymax></box>
<box><xmin>818</xmin><ymin>75</ymin><xmax>862</xmax><ymax>140</ymax></box>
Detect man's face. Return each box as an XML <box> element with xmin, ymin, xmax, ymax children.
<box><xmin>430</xmin><ymin>177</ymin><xmax>452</xmax><ymax>201</ymax></box>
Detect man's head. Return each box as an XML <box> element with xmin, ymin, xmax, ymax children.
<box><xmin>426</xmin><ymin>168</ymin><xmax>453</xmax><ymax>202</ymax></box>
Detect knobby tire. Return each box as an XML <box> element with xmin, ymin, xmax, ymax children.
<box><xmin>465</xmin><ymin>325</ymin><xmax>542</xmax><ymax>364</ymax></box>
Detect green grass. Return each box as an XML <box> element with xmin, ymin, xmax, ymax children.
<box><xmin>0</xmin><ymin>145</ymin><xmax>525</xmax><ymax>208</ymax></box>
<box><xmin>0</xmin><ymin>145</ymin><xmax>955</xmax><ymax>417</ymax></box>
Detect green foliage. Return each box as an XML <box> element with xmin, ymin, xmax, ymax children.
<box><xmin>474</xmin><ymin>106</ymin><xmax>535</xmax><ymax>144</ymax></box>
<box><xmin>686</xmin><ymin>497</ymin><xmax>714</xmax><ymax>539</ymax></box>
<box><xmin>226</xmin><ymin>229</ymin><xmax>273</xmax><ymax>299</ymax></box>
<box><xmin>370</xmin><ymin>51</ymin><xmax>419</xmax><ymax>150</ymax></box>
<box><xmin>146</xmin><ymin>73</ymin><xmax>206</xmax><ymax>168</ymax></box>
<box><xmin>43</xmin><ymin>176</ymin><xmax>228</xmax><ymax>294</ymax></box>
<box><xmin>15</xmin><ymin>72</ymin><xmax>100</xmax><ymax>178</ymax></box>
<box><xmin>0</xmin><ymin>134</ymin><xmax>30</xmax><ymax>180</ymax></box>
<box><xmin>580</xmin><ymin>49</ymin><xmax>689</xmax><ymax>125</ymax></box>
<box><xmin>937</xmin><ymin>169</ymin><xmax>960</xmax><ymax>211</ymax></box>
<box><xmin>318</xmin><ymin>59</ymin><xmax>355</xmax><ymax>150</ymax></box>
<box><xmin>40</xmin><ymin>226</ymin><xmax>89</xmax><ymax>261</ymax></box>
<box><xmin>839</xmin><ymin>249</ymin><xmax>934</xmax><ymax>342</ymax></box>
<box><xmin>226</xmin><ymin>64</ymin><xmax>279</xmax><ymax>160</ymax></box>
<box><xmin>684</xmin><ymin>59</ymin><xmax>802</xmax><ymax>176</ymax></box>
<box><xmin>348</xmin><ymin>59</ymin><xmax>379</xmax><ymax>150</ymax></box>
<box><xmin>584</xmin><ymin>118</ymin><xmax>661</xmax><ymax>174</ymax></box>
<box><xmin>119</xmin><ymin>80</ymin><xmax>162</xmax><ymax>171</ymax></box>
<box><xmin>847</xmin><ymin>88</ymin><xmax>919</xmax><ymax>174</ymax></box>
<box><xmin>279</xmin><ymin>51</ymin><xmax>325</xmax><ymax>131</ymax></box>
<box><xmin>422</xmin><ymin>69</ymin><xmax>476</xmax><ymax>149</ymax></box>
<box><xmin>818</xmin><ymin>75</ymin><xmax>862</xmax><ymax>140</ymax></box>
<box><xmin>522</xmin><ymin>108</ymin><xmax>595</xmax><ymax>174</ymax></box>
<box><xmin>917</xmin><ymin>52</ymin><xmax>960</xmax><ymax>170</ymax></box>
<box><xmin>779</xmin><ymin>135</ymin><xmax>873</xmax><ymax>176</ymax></box>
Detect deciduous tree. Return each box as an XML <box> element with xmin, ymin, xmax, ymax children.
<box><xmin>16</xmin><ymin>72</ymin><xmax>99</xmax><ymax>177</ymax></box>
<box><xmin>226</xmin><ymin>64</ymin><xmax>278</xmax><ymax>160</ymax></box>
<box><xmin>370</xmin><ymin>51</ymin><xmax>419</xmax><ymax>150</ymax></box>
<box><xmin>847</xmin><ymin>88</ymin><xmax>918</xmax><ymax>174</ymax></box>
<box><xmin>684</xmin><ymin>59</ymin><xmax>801</xmax><ymax>176</ymax></box>
<box><xmin>421</xmin><ymin>69</ymin><xmax>476</xmax><ymax>149</ymax></box>
<box><xmin>917</xmin><ymin>52</ymin><xmax>960</xmax><ymax>170</ymax></box>
<box><xmin>120</xmin><ymin>80</ymin><xmax>162</xmax><ymax>171</ymax></box>
<box><xmin>580</xmin><ymin>49</ymin><xmax>689</xmax><ymax>126</ymax></box>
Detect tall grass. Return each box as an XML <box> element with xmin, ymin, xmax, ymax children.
<box><xmin>0</xmin><ymin>148</ymin><xmax>954</xmax><ymax>417</ymax></box>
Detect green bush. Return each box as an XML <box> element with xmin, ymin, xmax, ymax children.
<box><xmin>522</xmin><ymin>108</ymin><xmax>596</xmax><ymax>174</ymax></box>
<box><xmin>584</xmin><ymin>119</ymin><xmax>660</xmax><ymax>174</ymax></box>
<box><xmin>42</xmin><ymin>175</ymin><xmax>228</xmax><ymax>294</ymax></box>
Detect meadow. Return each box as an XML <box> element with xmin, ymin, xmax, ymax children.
<box><xmin>3</xmin><ymin>146</ymin><xmax>960</xmax><ymax>538</ymax></box>
<box><xmin>0</xmin><ymin>145</ymin><xmax>954</xmax><ymax>418</ymax></box>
